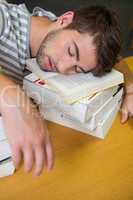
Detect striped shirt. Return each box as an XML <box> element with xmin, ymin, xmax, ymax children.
<box><xmin>0</xmin><ymin>2</ymin><xmax>57</xmax><ymax>84</ymax></box>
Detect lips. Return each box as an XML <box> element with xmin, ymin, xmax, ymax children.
<box><xmin>43</xmin><ymin>55</ymin><xmax>55</xmax><ymax>72</ymax></box>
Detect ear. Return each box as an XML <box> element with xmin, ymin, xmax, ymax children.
<box><xmin>56</xmin><ymin>11</ymin><xmax>74</xmax><ymax>28</ymax></box>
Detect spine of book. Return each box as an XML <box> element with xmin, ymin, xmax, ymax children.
<box><xmin>0</xmin><ymin>158</ymin><xmax>15</xmax><ymax>178</ymax></box>
<box><xmin>85</xmin><ymin>88</ymin><xmax>123</xmax><ymax>131</ymax></box>
<box><xmin>40</xmin><ymin>101</ymin><xmax>121</xmax><ymax>139</ymax></box>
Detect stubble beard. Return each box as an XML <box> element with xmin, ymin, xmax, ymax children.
<box><xmin>36</xmin><ymin>29</ymin><xmax>62</xmax><ymax>69</ymax></box>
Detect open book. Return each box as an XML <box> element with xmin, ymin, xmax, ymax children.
<box><xmin>26</xmin><ymin>58</ymin><xmax>124</xmax><ymax>104</ymax></box>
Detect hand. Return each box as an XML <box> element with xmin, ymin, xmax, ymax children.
<box><xmin>120</xmin><ymin>92</ymin><xmax>133</xmax><ymax>123</ymax></box>
<box><xmin>0</xmin><ymin>86</ymin><xmax>54</xmax><ymax>176</ymax></box>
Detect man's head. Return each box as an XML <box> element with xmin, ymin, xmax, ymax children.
<box><xmin>37</xmin><ymin>5</ymin><xmax>122</xmax><ymax>76</ymax></box>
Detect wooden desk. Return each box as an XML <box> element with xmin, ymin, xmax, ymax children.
<box><xmin>0</xmin><ymin>57</ymin><xmax>133</xmax><ymax>200</ymax></box>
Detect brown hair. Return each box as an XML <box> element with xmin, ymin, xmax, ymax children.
<box><xmin>66</xmin><ymin>5</ymin><xmax>122</xmax><ymax>76</ymax></box>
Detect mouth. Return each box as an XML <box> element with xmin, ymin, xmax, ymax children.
<box><xmin>43</xmin><ymin>56</ymin><xmax>56</xmax><ymax>72</ymax></box>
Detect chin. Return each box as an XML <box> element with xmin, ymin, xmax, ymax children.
<box><xmin>41</xmin><ymin>66</ymin><xmax>52</xmax><ymax>72</ymax></box>
<box><xmin>40</xmin><ymin>66</ymin><xmax>48</xmax><ymax>72</ymax></box>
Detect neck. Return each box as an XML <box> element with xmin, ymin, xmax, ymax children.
<box><xmin>30</xmin><ymin>16</ymin><xmax>55</xmax><ymax>57</ymax></box>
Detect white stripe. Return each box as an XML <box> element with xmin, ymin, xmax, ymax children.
<box><xmin>11</xmin><ymin>14</ymin><xmax>28</xmax><ymax>27</ymax></box>
<box><xmin>10</xmin><ymin>29</ymin><xmax>27</xmax><ymax>44</ymax></box>
<box><xmin>12</xmin><ymin>6</ymin><xmax>28</xmax><ymax>17</ymax></box>
<box><xmin>0</xmin><ymin>61</ymin><xmax>23</xmax><ymax>76</ymax></box>
<box><xmin>9</xmin><ymin>30</ymin><xmax>27</xmax><ymax>44</ymax></box>
<box><xmin>11</xmin><ymin>27</ymin><xmax>28</xmax><ymax>41</ymax></box>
<box><xmin>0</xmin><ymin>53</ymin><xmax>21</xmax><ymax>68</ymax></box>
<box><xmin>0</xmin><ymin>42</ymin><xmax>26</xmax><ymax>60</ymax></box>
<box><xmin>0</xmin><ymin>36</ymin><xmax>27</xmax><ymax>57</ymax></box>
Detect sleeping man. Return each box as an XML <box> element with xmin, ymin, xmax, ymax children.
<box><xmin>0</xmin><ymin>2</ymin><xmax>132</xmax><ymax>176</ymax></box>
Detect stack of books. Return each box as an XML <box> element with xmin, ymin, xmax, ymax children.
<box><xmin>23</xmin><ymin>58</ymin><xmax>124</xmax><ymax>139</ymax></box>
<box><xmin>0</xmin><ymin>117</ymin><xmax>15</xmax><ymax>177</ymax></box>
<box><xmin>0</xmin><ymin>58</ymin><xmax>124</xmax><ymax>177</ymax></box>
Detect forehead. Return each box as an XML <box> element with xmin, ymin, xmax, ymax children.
<box><xmin>60</xmin><ymin>29</ymin><xmax>97</xmax><ymax>69</ymax></box>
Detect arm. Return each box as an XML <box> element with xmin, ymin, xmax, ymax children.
<box><xmin>0</xmin><ymin>73</ymin><xmax>54</xmax><ymax>176</ymax></box>
<box><xmin>114</xmin><ymin>58</ymin><xmax>133</xmax><ymax>123</ymax></box>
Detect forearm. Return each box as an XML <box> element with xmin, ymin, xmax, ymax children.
<box><xmin>0</xmin><ymin>73</ymin><xmax>18</xmax><ymax>111</ymax></box>
<box><xmin>0</xmin><ymin>73</ymin><xmax>53</xmax><ymax>175</ymax></box>
<box><xmin>0</xmin><ymin>73</ymin><xmax>37</xmax><ymax>118</ymax></box>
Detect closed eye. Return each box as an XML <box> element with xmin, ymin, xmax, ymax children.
<box><xmin>68</xmin><ymin>47</ymin><xmax>75</xmax><ymax>57</ymax></box>
<box><xmin>75</xmin><ymin>65</ymin><xmax>92</xmax><ymax>74</ymax></box>
<box><xmin>74</xmin><ymin>65</ymin><xmax>80</xmax><ymax>73</ymax></box>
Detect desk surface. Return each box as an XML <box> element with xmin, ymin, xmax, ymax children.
<box><xmin>0</xmin><ymin>57</ymin><xmax>133</xmax><ymax>200</ymax></box>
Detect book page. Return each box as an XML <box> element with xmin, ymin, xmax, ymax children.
<box><xmin>0</xmin><ymin>159</ymin><xmax>15</xmax><ymax>177</ymax></box>
<box><xmin>26</xmin><ymin>58</ymin><xmax>58</xmax><ymax>81</ymax></box>
<box><xmin>26</xmin><ymin>59</ymin><xmax>124</xmax><ymax>103</ymax></box>
<box><xmin>48</xmin><ymin>70</ymin><xmax>124</xmax><ymax>94</ymax></box>
<box><xmin>49</xmin><ymin>73</ymin><xmax>95</xmax><ymax>89</ymax></box>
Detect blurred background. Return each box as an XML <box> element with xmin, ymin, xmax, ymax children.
<box><xmin>7</xmin><ymin>0</ymin><xmax>133</xmax><ymax>57</ymax></box>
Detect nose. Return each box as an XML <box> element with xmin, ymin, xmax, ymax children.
<box><xmin>57</xmin><ymin>54</ymin><xmax>76</xmax><ymax>74</ymax></box>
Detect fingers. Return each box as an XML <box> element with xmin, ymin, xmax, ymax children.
<box><xmin>11</xmin><ymin>145</ymin><xmax>22</xmax><ymax>169</ymax></box>
<box><xmin>121</xmin><ymin>108</ymin><xmax>129</xmax><ymax>123</ymax></box>
<box><xmin>120</xmin><ymin>93</ymin><xmax>133</xmax><ymax>123</ymax></box>
<box><xmin>23</xmin><ymin>145</ymin><xmax>34</xmax><ymax>173</ymax></box>
<box><xmin>22</xmin><ymin>135</ymin><xmax>54</xmax><ymax>176</ymax></box>
<box><xmin>34</xmin><ymin>145</ymin><xmax>45</xmax><ymax>176</ymax></box>
<box><xmin>120</xmin><ymin>98</ymin><xmax>133</xmax><ymax>123</ymax></box>
<box><xmin>10</xmin><ymin>131</ymin><xmax>54</xmax><ymax>176</ymax></box>
<box><xmin>33</xmin><ymin>134</ymin><xmax>54</xmax><ymax>176</ymax></box>
<box><xmin>12</xmin><ymin>144</ymin><xmax>47</xmax><ymax>176</ymax></box>
<box><xmin>45</xmin><ymin>134</ymin><xmax>54</xmax><ymax>171</ymax></box>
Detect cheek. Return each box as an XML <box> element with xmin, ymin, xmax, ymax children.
<box><xmin>44</xmin><ymin>36</ymin><xmax>67</xmax><ymax>65</ymax></box>
<box><xmin>51</xmin><ymin>42</ymin><xmax>65</xmax><ymax>61</ymax></box>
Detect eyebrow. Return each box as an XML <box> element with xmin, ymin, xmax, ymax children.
<box><xmin>73</xmin><ymin>40</ymin><xmax>80</xmax><ymax>61</ymax></box>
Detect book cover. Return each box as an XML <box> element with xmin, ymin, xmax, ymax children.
<box><xmin>40</xmin><ymin>100</ymin><xmax>121</xmax><ymax>139</ymax></box>
<box><xmin>86</xmin><ymin>88</ymin><xmax>123</xmax><ymax>131</ymax></box>
<box><xmin>39</xmin><ymin>88</ymin><xmax>122</xmax><ymax>134</ymax></box>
